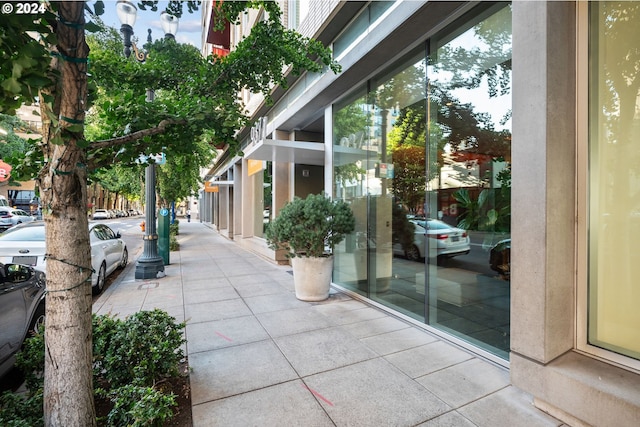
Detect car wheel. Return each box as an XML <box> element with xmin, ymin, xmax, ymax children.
<box><xmin>27</xmin><ymin>303</ymin><xmax>45</xmax><ymax>336</ymax></box>
<box><xmin>93</xmin><ymin>262</ymin><xmax>106</xmax><ymax>295</ymax></box>
<box><xmin>405</xmin><ymin>244</ymin><xmax>421</xmax><ymax>261</ymax></box>
<box><xmin>119</xmin><ymin>247</ymin><xmax>128</xmax><ymax>269</ymax></box>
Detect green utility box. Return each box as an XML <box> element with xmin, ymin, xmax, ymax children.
<box><xmin>157</xmin><ymin>208</ymin><xmax>170</xmax><ymax>265</ymax></box>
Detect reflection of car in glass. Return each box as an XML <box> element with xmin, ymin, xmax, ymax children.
<box><xmin>0</xmin><ymin>262</ymin><xmax>46</xmax><ymax>378</ymax></box>
<box><xmin>489</xmin><ymin>238</ymin><xmax>510</xmax><ymax>278</ymax></box>
<box><xmin>393</xmin><ymin>219</ymin><xmax>471</xmax><ymax>261</ymax></box>
<box><xmin>0</xmin><ymin>222</ymin><xmax>128</xmax><ymax>295</ymax></box>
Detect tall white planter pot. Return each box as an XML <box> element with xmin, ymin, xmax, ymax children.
<box><xmin>291</xmin><ymin>256</ymin><xmax>334</xmax><ymax>301</ymax></box>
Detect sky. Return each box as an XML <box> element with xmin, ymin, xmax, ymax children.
<box><xmin>97</xmin><ymin>0</ymin><xmax>203</xmax><ymax>50</ymax></box>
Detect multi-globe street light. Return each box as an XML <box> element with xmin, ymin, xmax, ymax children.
<box><xmin>116</xmin><ymin>0</ymin><xmax>178</xmax><ymax>279</ymax></box>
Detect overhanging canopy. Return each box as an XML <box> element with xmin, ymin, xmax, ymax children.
<box><xmin>243</xmin><ymin>139</ymin><xmax>325</xmax><ymax>166</ymax></box>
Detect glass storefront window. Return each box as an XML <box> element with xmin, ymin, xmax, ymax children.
<box><xmin>332</xmin><ymin>3</ymin><xmax>512</xmax><ymax>360</ymax></box>
<box><xmin>250</xmin><ymin>160</ymin><xmax>271</xmax><ymax>238</ymax></box>
<box><xmin>427</xmin><ymin>3</ymin><xmax>512</xmax><ymax>359</ymax></box>
<box><xmin>588</xmin><ymin>2</ymin><xmax>640</xmax><ymax>361</ymax></box>
<box><xmin>262</xmin><ymin>162</ymin><xmax>272</xmax><ymax>236</ymax></box>
<box><xmin>332</xmin><ymin>89</ymin><xmax>371</xmax><ymax>295</ymax></box>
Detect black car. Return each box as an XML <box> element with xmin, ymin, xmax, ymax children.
<box><xmin>0</xmin><ymin>263</ymin><xmax>46</xmax><ymax>378</ymax></box>
<box><xmin>489</xmin><ymin>238</ymin><xmax>511</xmax><ymax>279</ymax></box>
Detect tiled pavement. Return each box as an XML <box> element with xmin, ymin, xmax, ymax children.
<box><xmin>93</xmin><ymin>221</ymin><xmax>566</xmax><ymax>427</ymax></box>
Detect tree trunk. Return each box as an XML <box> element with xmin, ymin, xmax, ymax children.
<box><xmin>41</xmin><ymin>2</ymin><xmax>96</xmax><ymax>425</ymax></box>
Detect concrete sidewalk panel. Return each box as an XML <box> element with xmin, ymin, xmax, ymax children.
<box><xmin>186</xmin><ymin>315</ymin><xmax>270</xmax><ymax>353</ymax></box>
<box><xmin>315</xmin><ymin>305</ymin><xmax>388</xmax><ymax>326</ymax></box>
<box><xmin>274</xmin><ymin>327</ymin><xmax>378</xmax><ymax>377</ymax></box>
<box><xmin>192</xmin><ymin>380</ymin><xmax>334</xmax><ymax>427</ymax></box>
<box><xmin>183</xmin><ymin>277</ymin><xmax>232</xmax><ymax>290</ymax></box>
<box><xmin>183</xmin><ymin>285</ymin><xmax>239</xmax><ymax>305</ymax></box>
<box><xmin>185</xmin><ymin>298</ymin><xmax>252</xmax><ymax>324</ymax></box>
<box><xmin>256</xmin><ymin>307</ymin><xmax>333</xmax><ymax>338</ymax></box>
<box><xmin>416</xmin><ymin>358</ymin><xmax>510</xmax><ymax>409</ymax></box>
<box><xmin>189</xmin><ymin>340</ymin><xmax>299</xmax><ymax>404</ymax></box>
<box><xmin>361</xmin><ymin>326</ymin><xmax>439</xmax><ymax>356</ymax></box>
<box><xmin>418</xmin><ymin>411</ymin><xmax>478</xmax><ymax>427</ymax></box>
<box><xmin>243</xmin><ymin>293</ymin><xmax>308</xmax><ymax>314</ymax></box>
<box><xmin>384</xmin><ymin>341</ymin><xmax>474</xmax><ymax>379</ymax></box>
<box><xmin>341</xmin><ymin>315</ymin><xmax>411</xmax><ymax>339</ymax></box>
<box><xmin>304</xmin><ymin>357</ymin><xmax>451</xmax><ymax>426</ymax></box>
<box><xmin>456</xmin><ymin>387</ymin><xmax>562</xmax><ymax>427</ymax></box>
<box><xmin>233</xmin><ymin>281</ymin><xmax>289</xmax><ymax>298</ymax></box>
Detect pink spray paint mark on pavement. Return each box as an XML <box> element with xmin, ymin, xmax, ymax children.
<box><xmin>214</xmin><ymin>331</ymin><xmax>233</xmax><ymax>342</ymax></box>
<box><xmin>302</xmin><ymin>384</ymin><xmax>334</xmax><ymax>407</ymax></box>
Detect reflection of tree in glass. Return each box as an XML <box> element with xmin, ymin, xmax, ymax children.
<box><xmin>333</xmin><ymin>98</ymin><xmax>368</xmax><ymax>187</ymax></box>
<box><xmin>371</xmin><ymin>62</ymin><xmax>426</xmax><ymax>111</ymax></box>
<box><xmin>263</xmin><ymin>163</ymin><xmax>272</xmax><ymax>212</ymax></box>
<box><xmin>430</xmin><ymin>4</ymin><xmax>512</xmax><ymax>233</ymax></box>
<box><xmin>429</xmin><ymin>4</ymin><xmax>512</xmax><ymax>161</ymax></box>
<box><xmin>598</xmin><ymin>3</ymin><xmax>640</xmax><ymax>139</ymax></box>
<box><xmin>433</xmin><ymin>5</ymin><xmax>512</xmax><ymax>99</ymax></box>
<box><xmin>333</xmin><ymin>99</ymin><xmax>368</xmax><ymax>146</ymax></box>
<box><xmin>392</xmin><ymin>145</ymin><xmax>425</xmax><ymax>213</ymax></box>
<box><xmin>429</xmin><ymin>78</ymin><xmax>511</xmax><ymax>163</ymax></box>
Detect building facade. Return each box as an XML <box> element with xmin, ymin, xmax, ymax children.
<box><xmin>200</xmin><ymin>2</ymin><xmax>640</xmax><ymax>425</ymax></box>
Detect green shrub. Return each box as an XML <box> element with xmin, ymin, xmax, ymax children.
<box><xmin>97</xmin><ymin>385</ymin><xmax>177</xmax><ymax>427</ymax></box>
<box><xmin>14</xmin><ymin>328</ymin><xmax>45</xmax><ymax>392</ymax></box>
<box><xmin>169</xmin><ymin>235</ymin><xmax>179</xmax><ymax>251</ymax></box>
<box><xmin>100</xmin><ymin>309</ymin><xmax>186</xmax><ymax>388</ymax></box>
<box><xmin>169</xmin><ymin>221</ymin><xmax>179</xmax><ymax>236</ymax></box>
<box><xmin>1</xmin><ymin>309</ymin><xmax>186</xmax><ymax>426</ymax></box>
<box><xmin>92</xmin><ymin>313</ymin><xmax>121</xmax><ymax>381</ymax></box>
<box><xmin>265</xmin><ymin>193</ymin><xmax>355</xmax><ymax>258</ymax></box>
<box><xmin>0</xmin><ymin>388</ymin><xmax>43</xmax><ymax>427</ymax></box>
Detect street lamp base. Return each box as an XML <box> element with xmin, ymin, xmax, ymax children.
<box><xmin>134</xmin><ymin>256</ymin><xmax>165</xmax><ymax>279</ymax></box>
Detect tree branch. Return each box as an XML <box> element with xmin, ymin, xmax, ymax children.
<box><xmin>90</xmin><ymin>118</ymin><xmax>187</xmax><ymax>150</ymax></box>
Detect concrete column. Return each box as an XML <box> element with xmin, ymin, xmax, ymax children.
<box><xmin>273</xmin><ymin>129</ymin><xmax>292</xmax><ymax>216</ymax></box>
<box><xmin>241</xmin><ymin>158</ymin><xmax>254</xmax><ymax>237</ymax></box>
<box><xmin>510</xmin><ymin>0</ymin><xmax>576</xmax><ymax>363</ymax></box>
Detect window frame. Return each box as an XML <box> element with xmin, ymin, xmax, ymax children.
<box><xmin>575</xmin><ymin>1</ymin><xmax>640</xmax><ymax>373</ymax></box>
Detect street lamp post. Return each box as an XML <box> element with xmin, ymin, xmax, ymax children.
<box><xmin>117</xmin><ymin>0</ymin><xmax>178</xmax><ymax>279</ymax></box>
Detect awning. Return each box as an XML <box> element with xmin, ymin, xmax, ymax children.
<box><xmin>243</xmin><ymin>139</ymin><xmax>324</xmax><ymax>166</ymax></box>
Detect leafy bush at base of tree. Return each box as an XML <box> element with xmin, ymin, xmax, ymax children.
<box><xmin>170</xmin><ymin>220</ymin><xmax>180</xmax><ymax>236</ymax></box>
<box><xmin>0</xmin><ymin>309</ymin><xmax>186</xmax><ymax>426</ymax></box>
<box><xmin>96</xmin><ymin>385</ymin><xmax>177</xmax><ymax>427</ymax></box>
<box><xmin>170</xmin><ymin>221</ymin><xmax>180</xmax><ymax>250</ymax></box>
<box><xmin>0</xmin><ymin>389</ymin><xmax>43</xmax><ymax>427</ymax></box>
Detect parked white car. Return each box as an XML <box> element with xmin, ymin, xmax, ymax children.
<box><xmin>0</xmin><ymin>222</ymin><xmax>128</xmax><ymax>295</ymax></box>
<box><xmin>93</xmin><ymin>209</ymin><xmax>110</xmax><ymax>220</ymax></box>
<box><xmin>0</xmin><ymin>207</ymin><xmax>35</xmax><ymax>231</ymax></box>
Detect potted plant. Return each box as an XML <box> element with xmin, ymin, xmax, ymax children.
<box><xmin>265</xmin><ymin>193</ymin><xmax>355</xmax><ymax>301</ymax></box>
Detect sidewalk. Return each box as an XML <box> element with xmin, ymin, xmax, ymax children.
<box><xmin>93</xmin><ymin>221</ymin><xmax>566</xmax><ymax>427</ymax></box>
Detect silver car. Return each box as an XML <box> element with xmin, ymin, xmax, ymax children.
<box><xmin>0</xmin><ymin>222</ymin><xmax>128</xmax><ymax>295</ymax></box>
<box><xmin>0</xmin><ymin>262</ymin><xmax>46</xmax><ymax>378</ymax></box>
